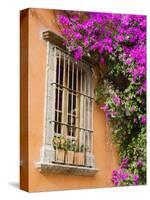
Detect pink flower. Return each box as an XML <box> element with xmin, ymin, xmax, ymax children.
<box><xmin>126</xmin><ymin>59</ymin><xmax>132</xmax><ymax>65</ymax></box>
<box><xmin>115</xmin><ymin>35</ymin><xmax>124</xmax><ymax>42</ymax></box>
<box><xmin>100</xmin><ymin>58</ymin><xmax>105</xmax><ymax>65</ymax></box>
<box><xmin>141</xmin><ymin>115</ymin><xmax>146</xmax><ymax>124</ymax></box>
<box><xmin>100</xmin><ymin>104</ymin><xmax>108</xmax><ymax>111</ymax></box>
<box><xmin>112</xmin><ymin>95</ymin><xmax>121</xmax><ymax>106</ymax></box>
<box><xmin>134</xmin><ymin>118</ymin><xmax>137</xmax><ymax>124</ymax></box>
<box><xmin>74</xmin><ymin>32</ymin><xmax>82</xmax><ymax>40</ymax></box>
<box><xmin>74</xmin><ymin>46</ymin><xmax>83</xmax><ymax>60</ymax></box>
<box><xmin>58</xmin><ymin>15</ymin><xmax>70</xmax><ymax>25</ymax></box>
<box><xmin>137</xmin><ymin>160</ymin><xmax>143</xmax><ymax>167</ymax></box>
<box><xmin>133</xmin><ymin>175</ymin><xmax>139</xmax><ymax>185</ymax></box>
<box><xmin>130</xmin><ymin>106</ymin><xmax>135</xmax><ymax>112</ymax></box>
<box><xmin>120</xmin><ymin>157</ymin><xmax>129</xmax><ymax>169</ymax></box>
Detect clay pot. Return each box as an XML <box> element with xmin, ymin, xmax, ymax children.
<box><xmin>74</xmin><ymin>152</ymin><xmax>85</xmax><ymax>166</ymax></box>
<box><xmin>65</xmin><ymin>151</ymin><xmax>74</xmax><ymax>165</ymax></box>
<box><xmin>55</xmin><ymin>149</ymin><xmax>65</xmax><ymax>163</ymax></box>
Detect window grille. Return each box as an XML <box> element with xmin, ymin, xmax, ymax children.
<box><xmin>41</xmin><ymin>42</ymin><xmax>95</xmax><ymax>168</ymax></box>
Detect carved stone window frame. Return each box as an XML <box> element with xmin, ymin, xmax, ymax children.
<box><xmin>36</xmin><ymin>30</ymin><xmax>99</xmax><ymax>175</ymax></box>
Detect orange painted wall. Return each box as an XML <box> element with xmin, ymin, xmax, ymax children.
<box><xmin>26</xmin><ymin>8</ymin><xmax>118</xmax><ymax>192</ymax></box>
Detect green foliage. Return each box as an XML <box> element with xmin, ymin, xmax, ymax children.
<box><xmin>74</xmin><ymin>144</ymin><xmax>88</xmax><ymax>152</ymax></box>
<box><xmin>96</xmin><ymin>61</ymin><xmax>146</xmax><ymax>185</ymax></box>
<box><xmin>65</xmin><ymin>139</ymin><xmax>76</xmax><ymax>151</ymax></box>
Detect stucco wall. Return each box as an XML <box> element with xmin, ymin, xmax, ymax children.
<box><xmin>25</xmin><ymin>8</ymin><xmax>118</xmax><ymax>192</ymax></box>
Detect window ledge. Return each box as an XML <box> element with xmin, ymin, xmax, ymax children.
<box><xmin>36</xmin><ymin>162</ymin><xmax>99</xmax><ymax>176</ymax></box>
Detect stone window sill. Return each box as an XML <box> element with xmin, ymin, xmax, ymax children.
<box><xmin>36</xmin><ymin>162</ymin><xmax>99</xmax><ymax>176</ymax></box>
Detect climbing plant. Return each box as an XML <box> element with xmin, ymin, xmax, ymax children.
<box><xmin>57</xmin><ymin>11</ymin><xmax>146</xmax><ymax>186</ymax></box>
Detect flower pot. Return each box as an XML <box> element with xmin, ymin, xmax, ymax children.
<box><xmin>65</xmin><ymin>150</ymin><xmax>74</xmax><ymax>165</ymax></box>
<box><xmin>55</xmin><ymin>149</ymin><xmax>65</xmax><ymax>163</ymax></box>
<box><xmin>74</xmin><ymin>152</ymin><xmax>85</xmax><ymax>166</ymax></box>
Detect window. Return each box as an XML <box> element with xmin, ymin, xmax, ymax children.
<box><xmin>48</xmin><ymin>47</ymin><xmax>93</xmax><ymax>153</ymax></box>
<box><xmin>37</xmin><ymin>31</ymin><xmax>97</xmax><ymax>174</ymax></box>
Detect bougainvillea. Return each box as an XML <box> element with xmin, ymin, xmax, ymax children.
<box><xmin>57</xmin><ymin>11</ymin><xmax>146</xmax><ymax>186</ymax></box>
<box><xmin>112</xmin><ymin>157</ymin><xmax>145</xmax><ymax>186</ymax></box>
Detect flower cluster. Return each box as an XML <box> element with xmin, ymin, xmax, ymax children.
<box><xmin>120</xmin><ymin>157</ymin><xmax>129</xmax><ymax>169</ymax></box>
<box><xmin>52</xmin><ymin>135</ymin><xmax>66</xmax><ymax>150</ymax></box>
<box><xmin>112</xmin><ymin>95</ymin><xmax>121</xmax><ymax>106</ymax></box>
<box><xmin>112</xmin><ymin>169</ymin><xmax>129</xmax><ymax>186</ymax></box>
<box><xmin>58</xmin><ymin>12</ymin><xmax>146</xmax><ymax>95</ymax></box>
<box><xmin>112</xmin><ymin>158</ymin><xmax>144</xmax><ymax>186</ymax></box>
<box><xmin>58</xmin><ymin>12</ymin><xmax>146</xmax><ymax>93</ymax></box>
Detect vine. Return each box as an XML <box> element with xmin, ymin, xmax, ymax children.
<box><xmin>57</xmin><ymin>11</ymin><xmax>146</xmax><ymax>186</ymax></box>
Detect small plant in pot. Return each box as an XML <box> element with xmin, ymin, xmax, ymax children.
<box><xmin>52</xmin><ymin>135</ymin><xmax>66</xmax><ymax>163</ymax></box>
<box><xmin>65</xmin><ymin>139</ymin><xmax>75</xmax><ymax>165</ymax></box>
<box><xmin>74</xmin><ymin>144</ymin><xmax>86</xmax><ymax>166</ymax></box>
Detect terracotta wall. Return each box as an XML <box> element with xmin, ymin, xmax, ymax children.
<box><xmin>24</xmin><ymin>8</ymin><xmax>118</xmax><ymax>192</ymax></box>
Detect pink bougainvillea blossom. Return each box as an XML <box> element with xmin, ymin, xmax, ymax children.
<box><xmin>133</xmin><ymin>175</ymin><xmax>139</xmax><ymax>185</ymax></box>
<box><xmin>100</xmin><ymin>104</ymin><xmax>108</xmax><ymax>111</ymax></box>
<box><xmin>58</xmin><ymin>12</ymin><xmax>146</xmax><ymax>96</ymax></box>
<box><xmin>130</xmin><ymin>106</ymin><xmax>135</xmax><ymax>112</ymax></box>
<box><xmin>141</xmin><ymin>115</ymin><xmax>146</xmax><ymax>124</ymax></box>
<box><xmin>112</xmin><ymin>95</ymin><xmax>121</xmax><ymax>106</ymax></box>
<box><xmin>137</xmin><ymin>160</ymin><xmax>143</xmax><ymax>167</ymax></box>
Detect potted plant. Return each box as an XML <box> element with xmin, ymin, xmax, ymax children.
<box><xmin>52</xmin><ymin>135</ymin><xmax>66</xmax><ymax>163</ymax></box>
<box><xmin>65</xmin><ymin>139</ymin><xmax>75</xmax><ymax>165</ymax></box>
<box><xmin>74</xmin><ymin>144</ymin><xmax>85</xmax><ymax>166</ymax></box>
